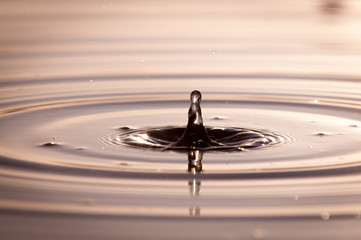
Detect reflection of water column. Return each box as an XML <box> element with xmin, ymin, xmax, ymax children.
<box><xmin>188</xmin><ymin>150</ymin><xmax>202</xmax><ymax>216</ymax></box>
<box><xmin>188</xmin><ymin>149</ymin><xmax>203</xmax><ymax>175</ymax></box>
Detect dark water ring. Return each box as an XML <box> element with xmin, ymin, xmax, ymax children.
<box><xmin>119</xmin><ymin>90</ymin><xmax>287</xmax><ymax>152</ymax></box>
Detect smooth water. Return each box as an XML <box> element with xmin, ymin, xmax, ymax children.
<box><xmin>1</xmin><ymin>1</ymin><xmax>361</xmax><ymax>239</ymax></box>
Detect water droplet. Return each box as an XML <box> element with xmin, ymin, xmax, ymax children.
<box><xmin>293</xmin><ymin>195</ymin><xmax>299</xmax><ymax>201</ymax></box>
<box><xmin>212</xmin><ymin>116</ymin><xmax>224</xmax><ymax>120</ymax></box>
<box><xmin>119</xmin><ymin>126</ymin><xmax>132</xmax><ymax>130</ymax></box>
<box><xmin>119</xmin><ymin>162</ymin><xmax>129</xmax><ymax>166</ymax></box>
<box><xmin>252</xmin><ymin>229</ymin><xmax>263</xmax><ymax>239</ymax></box>
<box><xmin>350</xmin><ymin>124</ymin><xmax>359</xmax><ymax>128</ymax></box>
<box><xmin>212</xmin><ymin>51</ymin><xmax>216</xmax><ymax>55</ymax></box>
<box><xmin>90</xmin><ymin>79</ymin><xmax>93</xmax><ymax>82</ymax></box>
<box><xmin>41</xmin><ymin>142</ymin><xmax>60</xmax><ymax>147</ymax></box>
<box><xmin>321</xmin><ymin>212</ymin><xmax>330</xmax><ymax>220</ymax></box>
<box><xmin>313</xmin><ymin>99</ymin><xmax>319</xmax><ymax>103</ymax></box>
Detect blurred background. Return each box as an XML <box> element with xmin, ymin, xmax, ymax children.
<box><xmin>1</xmin><ymin>0</ymin><xmax>361</xmax><ymax>82</ymax></box>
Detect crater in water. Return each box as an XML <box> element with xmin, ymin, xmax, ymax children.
<box><xmin>116</xmin><ymin>90</ymin><xmax>287</xmax><ymax>151</ymax></box>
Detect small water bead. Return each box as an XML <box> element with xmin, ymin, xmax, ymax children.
<box><xmin>212</xmin><ymin>116</ymin><xmax>224</xmax><ymax>120</ymax></box>
<box><xmin>41</xmin><ymin>142</ymin><xmax>60</xmax><ymax>147</ymax></box>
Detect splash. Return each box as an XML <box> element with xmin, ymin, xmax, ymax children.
<box><xmin>174</xmin><ymin>90</ymin><xmax>221</xmax><ymax>148</ymax></box>
<box><xmin>118</xmin><ymin>90</ymin><xmax>286</xmax><ymax>151</ymax></box>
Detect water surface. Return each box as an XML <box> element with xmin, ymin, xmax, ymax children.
<box><xmin>1</xmin><ymin>1</ymin><xmax>361</xmax><ymax>239</ymax></box>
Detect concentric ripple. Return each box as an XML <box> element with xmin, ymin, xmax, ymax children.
<box><xmin>1</xmin><ymin>75</ymin><xmax>361</xmax><ymax>240</ymax></box>
<box><xmin>104</xmin><ymin>126</ymin><xmax>287</xmax><ymax>151</ymax></box>
<box><xmin>105</xmin><ymin>90</ymin><xmax>289</xmax><ymax>152</ymax></box>
<box><xmin>2</xmin><ymin>0</ymin><xmax>361</xmax><ymax>238</ymax></box>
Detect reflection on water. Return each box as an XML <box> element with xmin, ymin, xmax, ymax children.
<box><xmin>188</xmin><ymin>150</ymin><xmax>203</xmax><ymax>174</ymax></box>
<box><xmin>1</xmin><ymin>0</ymin><xmax>361</xmax><ymax>239</ymax></box>
<box><xmin>188</xmin><ymin>150</ymin><xmax>202</xmax><ymax>216</ymax></box>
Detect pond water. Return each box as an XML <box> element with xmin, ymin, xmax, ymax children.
<box><xmin>1</xmin><ymin>1</ymin><xmax>361</xmax><ymax>239</ymax></box>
